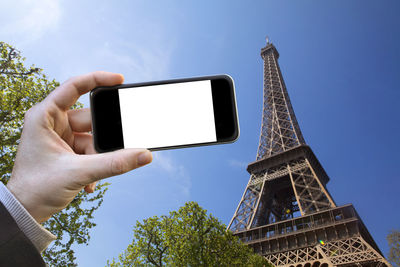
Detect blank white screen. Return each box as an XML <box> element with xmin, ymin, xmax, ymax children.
<box><xmin>118</xmin><ymin>80</ymin><xmax>217</xmax><ymax>149</ymax></box>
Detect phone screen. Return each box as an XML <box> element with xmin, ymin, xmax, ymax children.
<box><xmin>118</xmin><ymin>80</ymin><xmax>217</xmax><ymax>149</ymax></box>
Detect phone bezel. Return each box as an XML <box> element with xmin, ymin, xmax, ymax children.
<box><xmin>90</xmin><ymin>75</ymin><xmax>239</xmax><ymax>152</ymax></box>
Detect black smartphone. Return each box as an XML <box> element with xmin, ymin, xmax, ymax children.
<box><xmin>90</xmin><ymin>75</ymin><xmax>239</xmax><ymax>152</ymax></box>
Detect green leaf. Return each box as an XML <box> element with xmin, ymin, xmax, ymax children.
<box><xmin>387</xmin><ymin>229</ymin><xmax>400</xmax><ymax>267</ymax></box>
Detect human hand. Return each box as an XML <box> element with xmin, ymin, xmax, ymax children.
<box><xmin>6</xmin><ymin>71</ymin><xmax>152</xmax><ymax>223</ymax></box>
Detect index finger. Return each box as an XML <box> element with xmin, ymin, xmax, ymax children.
<box><xmin>49</xmin><ymin>71</ymin><xmax>124</xmax><ymax>110</ymax></box>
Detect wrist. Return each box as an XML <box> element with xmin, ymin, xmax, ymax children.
<box><xmin>0</xmin><ymin>182</ymin><xmax>56</xmax><ymax>251</ymax></box>
<box><xmin>6</xmin><ymin>179</ymin><xmax>46</xmax><ymax>223</ymax></box>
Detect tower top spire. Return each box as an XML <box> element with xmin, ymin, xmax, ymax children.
<box><xmin>261</xmin><ymin>38</ymin><xmax>279</xmax><ymax>59</ymax></box>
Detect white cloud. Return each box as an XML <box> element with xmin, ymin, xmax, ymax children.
<box><xmin>76</xmin><ymin>40</ymin><xmax>174</xmax><ymax>108</ymax></box>
<box><xmin>0</xmin><ymin>1</ymin><xmax>175</xmax><ymax>109</ymax></box>
<box><xmin>228</xmin><ymin>159</ymin><xmax>248</xmax><ymax>169</ymax></box>
<box><xmin>152</xmin><ymin>152</ymin><xmax>191</xmax><ymax>197</ymax></box>
<box><xmin>93</xmin><ymin>40</ymin><xmax>173</xmax><ymax>82</ymax></box>
<box><xmin>0</xmin><ymin>0</ymin><xmax>61</xmax><ymax>45</ymax></box>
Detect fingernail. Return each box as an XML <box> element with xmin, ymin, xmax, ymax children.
<box><xmin>138</xmin><ymin>150</ymin><xmax>152</xmax><ymax>166</ymax></box>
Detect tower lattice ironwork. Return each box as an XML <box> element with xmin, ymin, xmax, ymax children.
<box><xmin>228</xmin><ymin>40</ymin><xmax>390</xmax><ymax>267</ymax></box>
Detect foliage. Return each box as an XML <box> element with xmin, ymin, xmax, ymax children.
<box><xmin>107</xmin><ymin>202</ymin><xmax>271</xmax><ymax>267</ymax></box>
<box><xmin>387</xmin><ymin>229</ymin><xmax>400</xmax><ymax>267</ymax></box>
<box><xmin>0</xmin><ymin>41</ymin><xmax>108</xmax><ymax>266</ymax></box>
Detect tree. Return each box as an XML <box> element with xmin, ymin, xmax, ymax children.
<box><xmin>0</xmin><ymin>42</ymin><xmax>108</xmax><ymax>266</ymax></box>
<box><xmin>107</xmin><ymin>202</ymin><xmax>271</xmax><ymax>267</ymax></box>
<box><xmin>387</xmin><ymin>229</ymin><xmax>400</xmax><ymax>267</ymax></box>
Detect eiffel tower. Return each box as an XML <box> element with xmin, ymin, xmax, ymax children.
<box><xmin>228</xmin><ymin>39</ymin><xmax>390</xmax><ymax>267</ymax></box>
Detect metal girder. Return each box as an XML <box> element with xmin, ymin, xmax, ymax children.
<box><xmin>228</xmin><ymin>181</ymin><xmax>263</xmax><ymax>232</ymax></box>
<box><xmin>228</xmin><ymin>156</ymin><xmax>335</xmax><ymax>231</ymax></box>
<box><xmin>319</xmin><ymin>236</ymin><xmax>391</xmax><ymax>266</ymax></box>
<box><xmin>264</xmin><ymin>236</ymin><xmax>390</xmax><ymax>267</ymax></box>
<box><xmin>289</xmin><ymin>158</ymin><xmax>335</xmax><ymax>215</ymax></box>
<box><xmin>265</xmin><ymin>245</ymin><xmax>326</xmax><ymax>266</ymax></box>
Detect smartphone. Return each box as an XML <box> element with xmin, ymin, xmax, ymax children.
<box><xmin>90</xmin><ymin>75</ymin><xmax>239</xmax><ymax>152</ymax></box>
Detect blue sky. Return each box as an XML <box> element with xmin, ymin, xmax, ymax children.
<box><xmin>1</xmin><ymin>0</ymin><xmax>399</xmax><ymax>266</ymax></box>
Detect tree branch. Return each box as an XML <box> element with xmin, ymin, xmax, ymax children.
<box><xmin>146</xmin><ymin>234</ymin><xmax>160</xmax><ymax>266</ymax></box>
<box><xmin>1</xmin><ymin>68</ymin><xmax>40</xmax><ymax>76</ymax></box>
<box><xmin>0</xmin><ymin>47</ymin><xmax>16</xmax><ymax>72</ymax></box>
<box><xmin>53</xmin><ymin>216</ymin><xmax>85</xmax><ymax>241</ymax></box>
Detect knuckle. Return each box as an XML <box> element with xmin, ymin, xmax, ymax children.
<box><xmin>24</xmin><ymin>103</ymin><xmax>49</xmax><ymax>122</ymax></box>
<box><xmin>64</xmin><ymin>75</ymin><xmax>78</xmax><ymax>85</ymax></box>
<box><xmin>24</xmin><ymin>104</ymin><xmax>39</xmax><ymax>122</ymax></box>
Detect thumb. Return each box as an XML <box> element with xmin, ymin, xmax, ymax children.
<box><xmin>78</xmin><ymin>149</ymin><xmax>153</xmax><ymax>184</ymax></box>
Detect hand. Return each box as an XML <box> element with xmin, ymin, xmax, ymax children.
<box><xmin>7</xmin><ymin>71</ymin><xmax>152</xmax><ymax>223</ymax></box>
